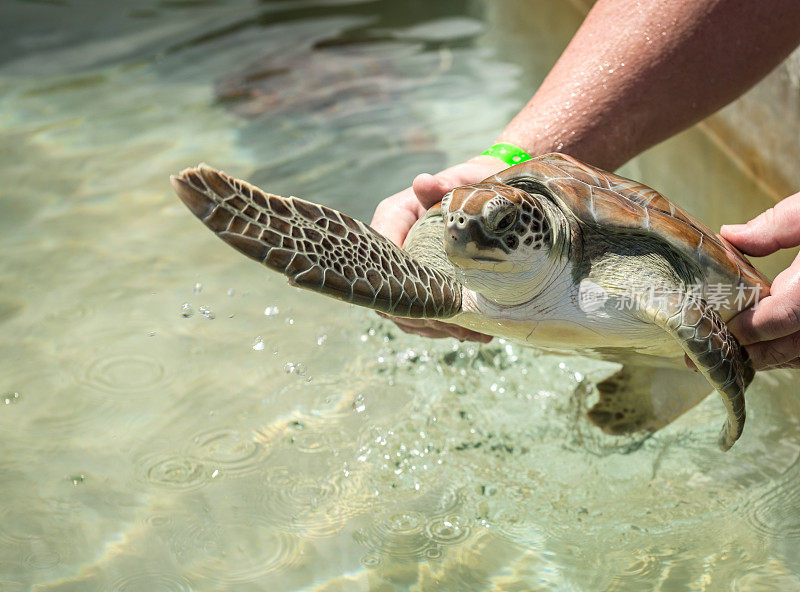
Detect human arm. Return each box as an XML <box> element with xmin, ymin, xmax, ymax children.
<box><xmin>497</xmin><ymin>0</ymin><xmax>800</xmax><ymax>171</ymax></box>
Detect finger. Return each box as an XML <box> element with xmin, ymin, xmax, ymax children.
<box><xmin>744</xmin><ymin>331</ymin><xmax>800</xmax><ymax>371</ymax></box>
<box><xmin>395</xmin><ymin>324</ymin><xmax>454</xmax><ymax>339</ymax></box>
<box><xmin>728</xmin><ymin>258</ymin><xmax>800</xmax><ymax>345</ymax></box>
<box><xmin>720</xmin><ymin>191</ymin><xmax>800</xmax><ymax>256</ymax></box>
<box><xmin>448</xmin><ymin>328</ymin><xmax>493</xmax><ymax>343</ymax></box>
<box><xmin>370</xmin><ymin>189</ymin><xmax>425</xmax><ymax>246</ymax></box>
<box><xmin>412</xmin><ymin>173</ymin><xmax>454</xmax><ymax>208</ymax></box>
<box><xmin>400</xmin><ymin>318</ymin><xmax>493</xmax><ymax>343</ymax></box>
<box><xmin>377</xmin><ymin>313</ymin><xmax>493</xmax><ymax>343</ymax></box>
<box><xmin>412</xmin><ymin>322</ymin><xmax>493</xmax><ymax>343</ymax></box>
<box><xmin>384</xmin><ymin>315</ymin><xmax>451</xmax><ymax>337</ymax></box>
<box><xmin>381</xmin><ymin>315</ymin><xmax>454</xmax><ymax>339</ymax></box>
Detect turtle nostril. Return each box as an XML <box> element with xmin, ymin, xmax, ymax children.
<box><xmin>447</xmin><ymin>213</ymin><xmax>468</xmax><ymax>228</ymax></box>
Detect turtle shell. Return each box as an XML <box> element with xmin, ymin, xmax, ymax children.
<box><xmin>487</xmin><ymin>153</ymin><xmax>771</xmax><ymax>306</ymax></box>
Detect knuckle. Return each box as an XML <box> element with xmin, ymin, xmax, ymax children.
<box><xmin>739</xmin><ymin>299</ymin><xmax>800</xmax><ymax>345</ymax></box>
<box><xmin>752</xmin><ymin>207</ymin><xmax>776</xmax><ymax>229</ymax></box>
<box><xmin>766</xmin><ymin>302</ymin><xmax>800</xmax><ymax>338</ymax></box>
<box><xmin>784</xmin><ymin>303</ymin><xmax>800</xmax><ymax>329</ymax></box>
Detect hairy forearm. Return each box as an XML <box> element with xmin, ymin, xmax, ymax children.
<box><xmin>497</xmin><ymin>0</ymin><xmax>800</xmax><ymax>171</ymax></box>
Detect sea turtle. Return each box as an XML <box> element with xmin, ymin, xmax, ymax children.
<box><xmin>171</xmin><ymin>153</ymin><xmax>770</xmax><ymax>450</ymax></box>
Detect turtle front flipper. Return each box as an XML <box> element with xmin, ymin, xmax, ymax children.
<box><xmin>641</xmin><ymin>293</ymin><xmax>753</xmax><ymax>450</ymax></box>
<box><xmin>170</xmin><ymin>165</ymin><xmax>462</xmax><ymax>319</ymax></box>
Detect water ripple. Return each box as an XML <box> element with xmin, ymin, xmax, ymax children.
<box><xmin>425</xmin><ymin>514</ymin><xmax>472</xmax><ymax>546</ymax></box>
<box><xmin>0</xmin><ymin>360</ymin><xmax>116</xmax><ymax>439</ymax></box>
<box><xmin>60</xmin><ymin>322</ymin><xmax>177</xmax><ymax>401</ymax></box>
<box><xmin>0</xmin><ymin>502</ymin><xmax>69</xmax><ymax>545</ymax></box>
<box><xmin>82</xmin><ymin>353</ymin><xmax>167</xmax><ymax>395</ymax></box>
<box><xmin>255</xmin><ymin>465</ymin><xmax>373</xmax><ymax>538</ymax></box>
<box><xmin>748</xmin><ymin>476</ymin><xmax>800</xmax><ymax>540</ymax></box>
<box><xmin>254</xmin><ymin>415</ymin><xmax>351</xmax><ymax>455</ymax></box>
<box><xmin>136</xmin><ymin>453</ymin><xmax>211</xmax><ymax>491</ymax></box>
<box><xmin>27</xmin><ymin>394</ymin><xmax>117</xmax><ymax>438</ymax></box>
<box><xmin>353</xmin><ymin>504</ymin><xmax>474</xmax><ymax>562</ymax></box>
<box><xmin>191</xmin><ymin>427</ymin><xmax>264</xmax><ymax>476</ymax></box>
<box><xmin>604</xmin><ymin>550</ymin><xmax>664</xmax><ymax>590</ymax></box>
<box><xmin>24</xmin><ymin>547</ymin><xmax>61</xmax><ymax>570</ymax></box>
<box><xmin>112</xmin><ymin>572</ymin><xmax>193</xmax><ymax>592</ymax></box>
<box><xmin>354</xmin><ymin>510</ymin><xmax>434</xmax><ymax>561</ymax></box>
<box><xmin>148</xmin><ymin>512</ymin><xmax>220</xmax><ymax>561</ymax></box>
<box><xmin>188</xmin><ymin>518</ymin><xmax>301</xmax><ymax>584</ymax></box>
<box><xmin>0</xmin><ymin>575</ymin><xmax>25</xmax><ymax>592</ymax></box>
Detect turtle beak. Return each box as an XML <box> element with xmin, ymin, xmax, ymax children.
<box><xmin>445</xmin><ymin>212</ymin><xmax>476</xmax><ymax>255</ymax></box>
<box><xmin>444</xmin><ymin>213</ymin><xmax>504</xmax><ymax>267</ymax></box>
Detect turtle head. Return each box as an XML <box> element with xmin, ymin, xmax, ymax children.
<box><xmin>442</xmin><ymin>181</ymin><xmax>559</xmax><ymax>305</ymax></box>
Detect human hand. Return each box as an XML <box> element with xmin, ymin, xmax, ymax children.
<box><xmin>370</xmin><ymin>155</ymin><xmax>506</xmax><ymax>342</ymax></box>
<box><xmin>721</xmin><ymin>191</ymin><xmax>800</xmax><ymax>370</ymax></box>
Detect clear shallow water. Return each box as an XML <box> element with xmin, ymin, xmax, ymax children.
<box><xmin>1</xmin><ymin>1</ymin><xmax>799</xmax><ymax>590</ymax></box>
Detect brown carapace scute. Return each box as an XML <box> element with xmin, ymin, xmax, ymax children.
<box><xmin>170</xmin><ymin>165</ymin><xmax>462</xmax><ymax>319</ymax></box>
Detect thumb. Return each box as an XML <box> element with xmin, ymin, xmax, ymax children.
<box><xmin>721</xmin><ymin>192</ymin><xmax>800</xmax><ymax>257</ymax></box>
<box><xmin>412</xmin><ymin>173</ymin><xmax>454</xmax><ymax>209</ymax></box>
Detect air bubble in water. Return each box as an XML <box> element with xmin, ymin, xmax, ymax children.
<box><xmin>264</xmin><ymin>306</ymin><xmax>279</xmax><ymax>317</ymax></box>
<box><xmin>3</xmin><ymin>392</ymin><xmax>20</xmax><ymax>405</ymax></box>
<box><xmin>352</xmin><ymin>394</ymin><xmax>366</xmax><ymax>413</ymax></box>
<box><xmin>180</xmin><ymin>303</ymin><xmax>194</xmax><ymax>318</ymax></box>
<box><xmin>252</xmin><ymin>337</ymin><xmax>265</xmax><ymax>351</ymax></box>
<box><xmin>193</xmin><ymin>282</ymin><xmax>203</xmax><ymax>294</ymax></box>
<box><xmin>199</xmin><ymin>306</ymin><xmax>215</xmax><ymax>320</ymax></box>
<box><xmin>227</xmin><ymin>288</ymin><xmax>235</xmax><ymax>297</ymax></box>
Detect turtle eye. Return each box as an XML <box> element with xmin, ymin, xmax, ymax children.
<box><xmin>496</xmin><ymin>212</ymin><xmax>516</xmax><ymax>232</ymax></box>
<box><xmin>490</xmin><ymin>209</ymin><xmax>517</xmax><ymax>234</ymax></box>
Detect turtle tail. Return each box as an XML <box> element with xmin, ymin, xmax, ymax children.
<box><xmin>170</xmin><ymin>164</ymin><xmax>462</xmax><ymax>319</ymax></box>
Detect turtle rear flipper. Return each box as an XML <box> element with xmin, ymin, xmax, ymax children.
<box><xmin>171</xmin><ymin>165</ymin><xmax>462</xmax><ymax>319</ymax></box>
<box><xmin>640</xmin><ymin>293</ymin><xmax>753</xmax><ymax>450</ymax></box>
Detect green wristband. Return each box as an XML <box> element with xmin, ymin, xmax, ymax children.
<box><xmin>481</xmin><ymin>143</ymin><xmax>532</xmax><ymax>166</ymax></box>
